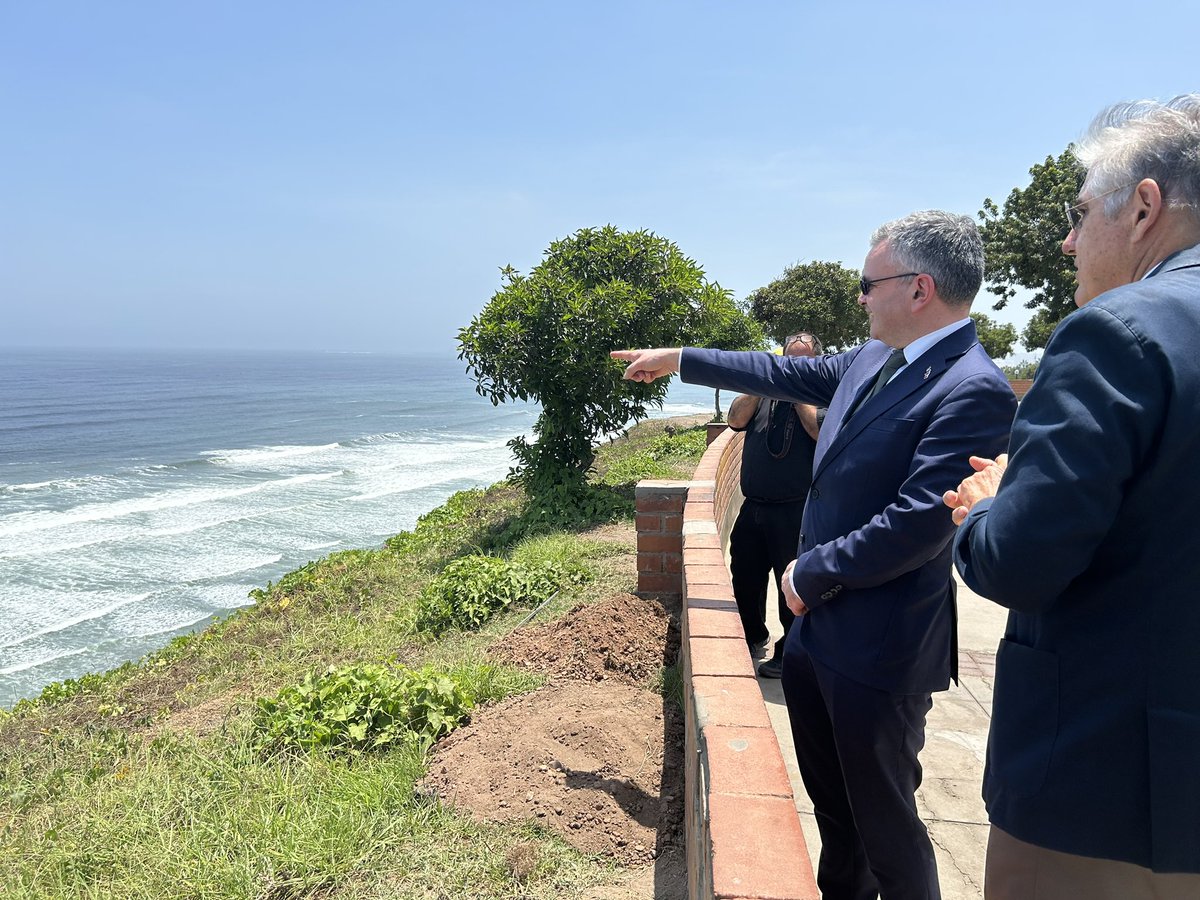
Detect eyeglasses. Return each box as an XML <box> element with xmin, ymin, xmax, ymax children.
<box><xmin>785</xmin><ymin>332</ymin><xmax>815</xmax><ymax>347</ymax></box>
<box><xmin>1063</xmin><ymin>181</ymin><xmax>1136</xmax><ymax>232</ymax></box>
<box><xmin>859</xmin><ymin>272</ymin><xmax>918</xmax><ymax>295</ymax></box>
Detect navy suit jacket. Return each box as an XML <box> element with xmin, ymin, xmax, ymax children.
<box><xmin>683</xmin><ymin>320</ymin><xmax>1015</xmax><ymax>694</ymax></box>
<box><xmin>954</xmin><ymin>243</ymin><xmax>1200</xmax><ymax>872</ymax></box>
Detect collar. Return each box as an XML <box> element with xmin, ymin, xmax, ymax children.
<box><xmin>893</xmin><ymin>317</ymin><xmax>972</xmax><ymax>370</ymax></box>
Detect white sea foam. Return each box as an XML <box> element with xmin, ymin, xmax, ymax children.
<box><xmin>185</xmin><ymin>554</ymin><xmax>283</xmax><ymax>582</ymax></box>
<box><xmin>0</xmin><ymin>471</ymin><xmax>343</xmax><ymax>540</ymax></box>
<box><xmin>0</xmin><ymin>645</ymin><xmax>90</xmax><ymax>676</ymax></box>
<box><xmin>203</xmin><ymin>443</ymin><xmax>341</xmax><ymax>466</ymax></box>
<box><xmin>3</xmin><ymin>593</ymin><xmax>152</xmax><ymax>648</ymax></box>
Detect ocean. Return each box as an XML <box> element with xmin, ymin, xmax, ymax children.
<box><xmin>0</xmin><ymin>348</ymin><xmax>713</xmax><ymax>708</ymax></box>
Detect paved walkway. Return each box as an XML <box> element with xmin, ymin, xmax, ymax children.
<box><xmin>758</xmin><ymin>572</ymin><xmax>1007</xmax><ymax>899</ymax></box>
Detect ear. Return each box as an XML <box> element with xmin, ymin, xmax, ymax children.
<box><xmin>910</xmin><ymin>273</ymin><xmax>935</xmax><ymax>311</ymax></box>
<box><xmin>1130</xmin><ymin>178</ymin><xmax>1164</xmax><ymax>242</ymax></box>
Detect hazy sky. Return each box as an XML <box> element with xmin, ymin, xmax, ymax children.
<box><xmin>2</xmin><ymin>2</ymin><xmax>1195</xmax><ymax>356</ymax></box>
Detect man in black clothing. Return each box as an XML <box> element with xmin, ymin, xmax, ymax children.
<box><xmin>726</xmin><ymin>331</ymin><xmax>823</xmax><ymax>679</ymax></box>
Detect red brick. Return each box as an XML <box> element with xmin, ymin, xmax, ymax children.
<box><xmin>663</xmin><ymin>553</ymin><xmax>683</xmax><ymax>574</ymax></box>
<box><xmin>690</xmin><ymin>636</ymin><xmax>756</xmax><ymax>678</ymax></box>
<box><xmin>684</xmin><ymin>531</ymin><xmax>722</xmax><ymax>551</ymax></box>
<box><xmin>689</xmin><ymin>675</ymin><xmax>774</xmax><ymax>729</ymax></box>
<box><xmin>637</xmin><ymin>533</ymin><xmax>683</xmax><ymax>554</ymax></box>
<box><xmin>702</xmin><ymin>725</ymin><xmax>795</xmax><ymax>799</ymax></box>
<box><xmin>637</xmin><ymin>494</ymin><xmax>687</xmax><ymax>513</ymax></box>
<box><xmin>685</xmin><ymin>563</ymin><xmax>732</xmax><ymax>589</ymax></box>
<box><xmin>639</xmin><ymin>572</ymin><xmax>681</xmax><ymax>594</ymax></box>
<box><xmin>684</xmin><ymin>500</ymin><xmax>716</xmax><ymax>522</ymax></box>
<box><xmin>637</xmin><ymin>552</ymin><xmax>662</xmax><ymax>574</ymax></box>
<box><xmin>684</xmin><ymin>605</ymin><xmax>745</xmax><ymax>641</ymax></box>
<box><xmin>688</xmin><ymin>547</ymin><xmax>726</xmax><ymax>569</ymax></box>
<box><xmin>663</xmin><ymin>514</ymin><xmax>683</xmax><ymax>533</ymax></box>
<box><xmin>708</xmin><ymin>793</ymin><xmax>818</xmax><ymax>899</ymax></box>
<box><xmin>635</xmin><ymin>513</ymin><xmax>663</xmax><ymax>533</ymax></box>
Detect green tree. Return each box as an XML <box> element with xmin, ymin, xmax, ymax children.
<box><xmin>970</xmin><ymin>312</ymin><xmax>1018</xmax><ymax>360</ymax></box>
<box><xmin>458</xmin><ymin>226</ymin><xmax>745</xmax><ymax>502</ymax></box>
<box><xmin>746</xmin><ymin>260</ymin><xmax>867</xmax><ymax>352</ymax></box>
<box><xmin>979</xmin><ymin>149</ymin><xmax>1085</xmax><ymax>350</ymax></box>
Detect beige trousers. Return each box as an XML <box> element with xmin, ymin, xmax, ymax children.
<box><xmin>985</xmin><ymin>825</ymin><xmax>1200</xmax><ymax>900</ymax></box>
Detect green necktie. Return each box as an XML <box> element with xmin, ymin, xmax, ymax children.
<box><xmin>849</xmin><ymin>348</ymin><xmax>907</xmax><ymax>419</ymax></box>
<box><xmin>865</xmin><ymin>348</ymin><xmax>907</xmax><ymax>402</ymax></box>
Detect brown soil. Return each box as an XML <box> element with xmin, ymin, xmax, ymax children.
<box><xmin>422</xmin><ymin>591</ymin><xmax>686</xmax><ymax>880</ymax></box>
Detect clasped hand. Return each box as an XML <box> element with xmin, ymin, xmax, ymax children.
<box><xmin>943</xmin><ymin>454</ymin><xmax>1008</xmax><ymax>525</ymax></box>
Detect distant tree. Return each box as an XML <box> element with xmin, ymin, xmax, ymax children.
<box><xmin>979</xmin><ymin>149</ymin><xmax>1085</xmax><ymax>350</ymax></box>
<box><xmin>970</xmin><ymin>312</ymin><xmax>1019</xmax><ymax>360</ymax></box>
<box><xmin>458</xmin><ymin>226</ymin><xmax>746</xmax><ymax>503</ymax></box>
<box><xmin>746</xmin><ymin>260</ymin><xmax>867</xmax><ymax>352</ymax></box>
<box><xmin>1001</xmin><ymin>358</ymin><xmax>1040</xmax><ymax>380</ymax></box>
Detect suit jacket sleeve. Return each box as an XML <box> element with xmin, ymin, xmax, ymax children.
<box><xmin>792</xmin><ymin>369</ymin><xmax>1015</xmax><ymax>608</ymax></box>
<box><xmin>954</xmin><ymin>304</ymin><xmax>1159</xmax><ymax>612</ymax></box>
<box><xmin>680</xmin><ymin>346</ymin><xmax>849</xmax><ymax>408</ymax></box>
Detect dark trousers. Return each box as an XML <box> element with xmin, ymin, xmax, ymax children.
<box><xmin>728</xmin><ymin>498</ymin><xmax>804</xmax><ymax>654</ymax></box>
<box><xmin>782</xmin><ymin>643</ymin><xmax>940</xmax><ymax>900</ymax></box>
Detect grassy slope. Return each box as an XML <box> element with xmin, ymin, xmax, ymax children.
<box><xmin>0</xmin><ymin>417</ymin><xmax>708</xmax><ymax>900</ymax></box>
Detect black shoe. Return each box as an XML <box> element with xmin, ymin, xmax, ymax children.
<box><xmin>757</xmin><ymin>655</ymin><xmax>784</xmax><ymax>679</ymax></box>
<box><xmin>749</xmin><ymin>637</ymin><xmax>770</xmax><ymax>660</ymax></box>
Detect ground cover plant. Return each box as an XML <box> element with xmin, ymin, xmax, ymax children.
<box><xmin>0</xmin><ymin>416</ymin><xmax>708</xmax><ymax>899</ymax></box>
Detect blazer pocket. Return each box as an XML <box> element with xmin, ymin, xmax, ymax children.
<box><xmin>988</xmin><ymin>639</ymin><xmax>1059</xmax><ymax>799</ymax></box>
<box><xmin>864</xmin><ymin>416</ymin><xmax>917</xmax><ymax>434</ymax></box>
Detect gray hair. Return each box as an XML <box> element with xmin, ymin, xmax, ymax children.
<box><xmin>869</xmin><ymin>210</ymin><xmax>984</xmax><ymax>306</ymax></box>
<box><xmin>1073</xmin><ymin>94</ymin><xmax>1200</xmax><ymax>221</ymax></box>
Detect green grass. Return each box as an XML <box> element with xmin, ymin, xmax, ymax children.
<box><xmin>0</xmin><ymin>415</ymin><xmax>707</xmax><ymax>899</ymax></box>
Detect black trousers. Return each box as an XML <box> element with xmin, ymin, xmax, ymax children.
<box><xmin>728</xmin><ymin>498</ymin><xmax>804</xmax><ymax>654</ymax></box>
<box><xmin>782</xmin><ymin>644</ymin><xmax>940</xmax><ymax>900</ymax></box>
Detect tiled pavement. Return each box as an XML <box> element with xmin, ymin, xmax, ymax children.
<box><xmin>757</xmin><ymin>573</ymin><xmax>1008</xmax><ymax>899</ymax></box>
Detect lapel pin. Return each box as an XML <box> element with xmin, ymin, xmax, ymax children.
<box><xmin>923</xmin><ymin>367</ymin><xmax>932</xmax><ymax>380</ymax></box>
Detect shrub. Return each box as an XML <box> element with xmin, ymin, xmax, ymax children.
<box><xmin>250</xmin><ymin>663</ymin><xmax>473</xmax><ymax>756</ymax></box>
<box><xmin>414</xmin><ymin>554</ymin><xmax>587</xmax><ymax>636</ymax></box>
<box><xmin>385</xmin><ymin>486</ymin><xmax>527</xmax><ymax>559</ymax></box>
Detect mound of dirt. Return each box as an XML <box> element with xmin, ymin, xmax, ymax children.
<box><xmin>489</xmin><ymin>592</ymin><xmax>679</xmax><ymax>683</ymax></box>
<box><xmin>422</xmin><ymin>592</ymin><xmax>685</xmax><ymax>868</ymax></box>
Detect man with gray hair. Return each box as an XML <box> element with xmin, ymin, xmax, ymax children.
<box><xmin>946</xmin><ymin>96</ymin><xmax>1200</xmax><ymax>897</ymax></box>
<box><xmin>613</xmin><ymin>211</ymin><xmax>1016</xmax><ymax>900</ymax></box>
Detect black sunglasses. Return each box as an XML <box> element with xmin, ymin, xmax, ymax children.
<box><xmin>859</xmin><ymin>272</ymin><xmax>918</xmax><ymax>295</ymax></box>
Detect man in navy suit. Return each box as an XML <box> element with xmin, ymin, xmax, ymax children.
<box><xmin>613</xmin><ymin>210</ymin><xmax>1016</xmax><ymax>900</ymax></box>
<box><xmin>946</xmin><ymin>96</ymin><xmax>1200</xmax><ymax>899</ymax></box>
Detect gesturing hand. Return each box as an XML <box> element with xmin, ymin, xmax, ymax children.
<box><xmin>609</xmin><ymin>349</ymin><xmax>682</xmax><ymax>383</ymax></box>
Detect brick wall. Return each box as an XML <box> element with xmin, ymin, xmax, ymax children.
<box><xmin>635</xmin><ymin>481</ymin><xmax>687</xmax><ymax>599</ymax></box>
<box><xmin>637</xmin><ymin>428</ymin><xmax>818</xmax><ymax>899</ymax></box>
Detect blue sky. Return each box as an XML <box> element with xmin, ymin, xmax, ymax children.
<box><xmin>2</xmin><ymin>2</ymin><xmax>1195</xmax><ymax>357</ymax></box>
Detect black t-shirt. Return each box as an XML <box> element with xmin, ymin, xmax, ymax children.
<box><xmin>736</xmin><ymin>398</ymin><xmax>818</xmax><ymax>503</ymax></box>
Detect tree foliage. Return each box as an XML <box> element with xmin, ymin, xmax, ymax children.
<box><xmin>458</xmin><ymin>226</ymin><xmax>747</xmax><ymax>500</ymax></box>
<box><xmin>969</xmin><ymin>312</ymin><xmax>1018</xmax><ymax>360</ymax></box>
<box><xmin>979</xmin><ymin>149</ymin><xmax>1084</xmax><ymax>350</ymax></box>
<box><xmin>746</xmin><ymin>260</ymin><xmax>867</xmax><ymax>352</ymax></box>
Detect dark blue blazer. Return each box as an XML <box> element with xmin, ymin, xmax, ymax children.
<box><xmin>683</xmin><ymin>320</ymin><xmax>1016</xmax><ymax>693</ymax></box>
<box><xmin>954</xmin><ymin>243</ymin><xmax>1200</xmax><ymax>872</ymax></box>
